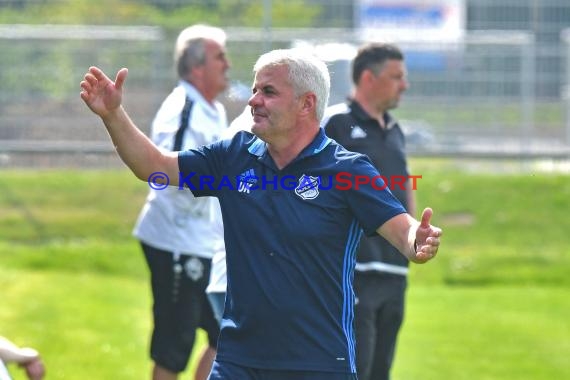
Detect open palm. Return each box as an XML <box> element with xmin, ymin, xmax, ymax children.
<box><xmin>80</xmin><ymin>67</ymin><xmax>128</xmax><ymax>118</ymax></box>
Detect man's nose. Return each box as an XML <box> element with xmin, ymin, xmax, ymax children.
<box><xmin>248</xmin><ymin>92</ymin><xmax>260</xmax><ymax>107</ymax></box>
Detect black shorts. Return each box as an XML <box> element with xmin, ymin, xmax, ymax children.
<box><xmin>142</xmin><ymin>242</ymin><xmax>220</xmax><ymax>373</ymax></box>
<box><xmin>353</xmin><ymin>271</ymin><xmax>407</xmax><ymax>380</ymax></box>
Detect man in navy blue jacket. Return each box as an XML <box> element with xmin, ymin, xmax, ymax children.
<box><xmin>80</xmin><ymin>48</ymin><xmax>442</xmax><ymax>380</ymax></box>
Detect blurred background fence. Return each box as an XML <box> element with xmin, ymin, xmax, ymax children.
<box><xmin>0</xmin><ymin>0</ymin><xmax>569</xmax><ymax>168</ymax></box>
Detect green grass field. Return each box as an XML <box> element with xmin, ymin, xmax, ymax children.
<box><xmin>1</xmin><ymin>162</ymin><xmax>568</xmax><ymax>379</ymax></box>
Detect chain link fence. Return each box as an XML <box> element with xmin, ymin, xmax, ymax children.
<box><xmin>0</xmin><ymin>0</ymin><xmax>569</xmax><ymax>168</ymax></box>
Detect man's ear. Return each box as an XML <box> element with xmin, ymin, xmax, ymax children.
<box><xmin>186</xmin><ymin>63</ymin><xmax>205</xmax><ymax>84</ymax></box>
<box><xmin>300</xmin><ymin>92</ymin><xmax>317</xmax><ymax>115</ymax></box>
<box><xmin>360</xmin><ymin>69</ymin><xmax>376</xmax><ymax>85</ymax></box>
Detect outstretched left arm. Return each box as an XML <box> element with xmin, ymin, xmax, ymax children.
<box><xmin>377</xmin><ymin>207</ymin><xmax>442</xmax><ymax>264</ymax></box>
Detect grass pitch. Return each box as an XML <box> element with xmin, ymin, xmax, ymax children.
<box><xmin>0</xmin><ymin>164</ymin><xmax>568</xmax><ymax>379</ymax></box>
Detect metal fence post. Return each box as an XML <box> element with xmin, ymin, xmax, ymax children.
<box><xmin>562</xmin><ymin>29</ymin><xmax>570</xmax><ymax>146</ymax></box>
<box><xmin>520</xmin><ymin>32</ymin><xmax>536</xmax><ymax>154</ymax></box>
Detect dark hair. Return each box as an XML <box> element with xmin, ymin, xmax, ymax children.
<box><xmin>352</xmin><ymin>43</ymin><xmax>404</xmax><ymax>85</ymax></box>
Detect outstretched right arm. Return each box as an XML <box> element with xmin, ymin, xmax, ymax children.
<box><xmin>0</xmin><ymin>336</ymin><xmax>45</xmax><ymax>380</ymax></box>
<box><xmin>80</xmin><ymin>67</ymin><xmax>180</xmax><ymax>185</ymax></box>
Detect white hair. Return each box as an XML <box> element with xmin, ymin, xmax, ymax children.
<box><xmin>174</xmin><ymin>24</ymin><xmax>226</xmax><ymax>77</ymax></box>
<box><xmin>253</xmin><ymin>48</ymin><xmax>331</xmax><ymax>121</ymax></box>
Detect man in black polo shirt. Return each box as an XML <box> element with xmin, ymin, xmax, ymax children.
<box><xmin>322</xmin><ymin>43</ymin><xmax>414</xmax><ymax>380</ymax></box>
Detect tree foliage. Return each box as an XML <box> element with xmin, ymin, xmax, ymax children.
<box><xmin>0</xmin><ymin>0</ymin><xmax>322</xmax><ymax>28</ymax></box>
<box><xmin>0</xmin><ymin>0</ymin><xmax>323</xmax><ymax>104</ymax></box>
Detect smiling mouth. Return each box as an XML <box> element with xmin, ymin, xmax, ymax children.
<box><xmin>251</xmin><ymin>108</ymin><xmax>267</xmax><ymax>120</ymax></box>
<box><xmin>252</xmin><ymin>114</ymin><xmax>265</xmax><ymax>123</ymax></box>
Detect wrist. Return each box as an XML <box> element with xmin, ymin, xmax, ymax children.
<box><xmin>407</xmin><ymin>223</ymin><xmax>419</xmax><ymax>260</ymax></box>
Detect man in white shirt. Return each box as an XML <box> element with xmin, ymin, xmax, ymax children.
<box><xmin>205</xmin><ymin>106</ymin><xmax>253</xmax><ymax>324</ymax></box>
<box><xmin>132</xmin><ymin>24</ymin><xmax>230</xmax><ymax>380</ymax></box>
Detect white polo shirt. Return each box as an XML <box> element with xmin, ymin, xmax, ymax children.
<box><xmin>0</xmin><ymin>360</ymin><xmax>11</xmax><ymax>380</ymax></box>
<box><xmin>206</xmin><ymin>105</ymin><xmax>252</xmax><ymax>294</ymax></box>
<box><xmin>133</xmin><ymin>81</ymin><xmax>227</xmax><ymax>258</ymax></box>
